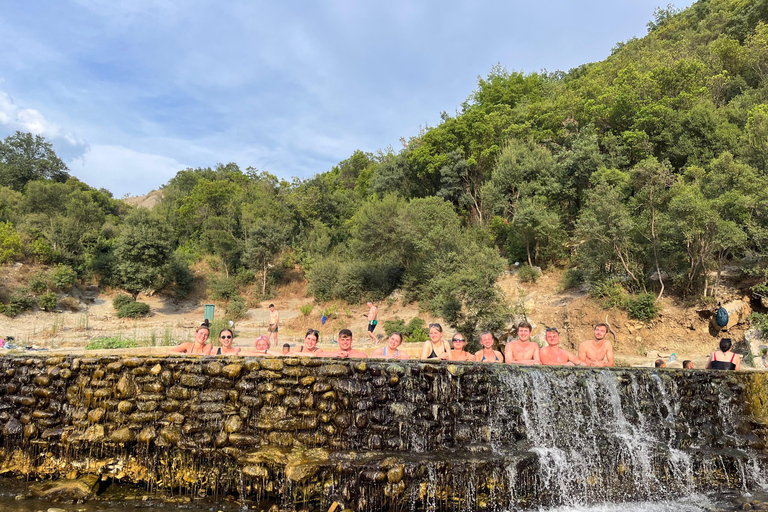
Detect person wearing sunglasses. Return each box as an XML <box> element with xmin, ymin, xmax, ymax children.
<box><xmin>504</xmin><ymin>321</ymin><xmax>541</xmax><ymax>365</ymax></box>
<box><xmin>450</xmin><ymin>334</ymin><xmax>474</xmax><ymax>361</ymax></box>
<box><xmin>371</xmin><ymin>332</ymin><xmax>410</xmax><ymax>360</ymax></box>
<box><xmin>474</xmin><ymin>332</ymin><xmax>503</xmax><ymax>363</ymax></box>
<box><xmin>420</xmin><ymin>323</ymin><xmax>453</xmax><ymax>360</ymax></box>
<box><xmin>215</xmin><ymin>328</ymin><xmax>241</xmax><ymax>355</ymax></box>
<box><xmin>169</xmin><ymin>325</ymin><xmax>213</xmax><ymax>355</ymax></box>
<box><xmin>292</xmin><ymin>329</ymin><xmax>321</xmax><ymax>355</ymax></box>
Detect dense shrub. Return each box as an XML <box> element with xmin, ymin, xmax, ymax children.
<box><xmin>112</xmin><ymin>294</ymin><xmax>134</xmax><ymax>310</ymax></box>
<box><xmin>169</xmin><ymin>255</ymin><xmax>194</xmax><ymax>299</ymax></box>
<box><xmin>383</xmin><ymin>317</ymin><xmax>429</xmax><ymax>343</ymax></box>
<box><xmin>300</xmin><ymin>304</ymin><xmax>313</xmax><ymax>316</ymax></box>
<box><xmin>36</xmin><ymin>292</ymin><xmax>58</xmax><ymax>312</ymax></box>
<box><xmin>209</xmin><ymin>277</ymin><xmax>237</xmax><ymax>301</ymax></box>
<box><xmin>28</xmin><ymin>271</ymin><xmax>49</xmax><ymax>294</ymax></box>
<box><xmin>517</xmin><ymin>264</ymin><xmax>541</xmax><ymax>283</ymax></box>
<box><xmin>589</xmin><ymin>279</ymin><xmax>629</xmax><ymax>309</ymax></box>
<box><xmin>226</xmin><ymin>295</ymin><xmax>248</xmax><ymax>320</ymax></box>
<box><xmin>49</xmin><ymin>264</ymin><xmax>77</xmax><ymax>292</ymax></box>
<box><xmin>559</xmin><ymin>268</ymin><xmax>585</xmax><ymax>291</ymax></box>
<box><xmin>234</xmin><ymin>267</ymin><xmax>255</xmax><ymax>288</ymax></box>
<box><xmin>3</xmin><ymin>294</ymin><xmax>33</xmax><ymax>317</ymax></box>
<box><xmin>116</xmin><ymin>301</ymin><xmax>150</xmax><ymax>318</ymax></box>
<box><xmin>627</xmin><ymin>293</ymin><xmax>659</xmax><ymax>321</ymax></box>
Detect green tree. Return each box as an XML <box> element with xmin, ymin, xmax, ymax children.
<box><xmin>113</xmin><ymin>209</ymin><xmax>172</xmax><ymax>300</ymax></box>
<box><xmin>244</xmin><ymin>220</ymin><xmax>289</xmax><ymax>296</ymax></box>
<box><xmin>0</xmin><ymin>132</ymin><xmax>69</xmax><ymax>191</ymax></box>
<box><xmin>0</xmin><ymin>221</ymin><xmax>22</xmax><ymax>263</ymax></box>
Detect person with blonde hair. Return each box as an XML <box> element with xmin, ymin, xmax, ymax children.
<box><xmin>170</xmin><ymin>325</ymin><xmax>212</xmax><ymax>355</ymax></box>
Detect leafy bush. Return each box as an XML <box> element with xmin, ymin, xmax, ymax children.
<box><xmin>627</xmin><ymin>293</ymin><xmax>659</xmax><ymax>321</ymax></box>
<box><xmin>113</xmin><ymin>295</ymin><xmax>134</xmax><ymax>310</ymax></box>
<box><xmin>322</xmin><ymin>304</ymin><xmax>338</xmax><ymax>319</ymax></box>
<box><xmin>589</xmin><ymin>279</ymin><xmax>629</xmax><ymax>309</ymax></box>
<box><xmin>234</xmin><ymin>267</ymin><xmax>255</xmax><ymax>288</ymax></box>
<box><xmin>36</xmin><ymin>292</ymin><xmax>58</xmax><ymax>312</ymax></box>
<box><xmin>85</xmin><ymin>336</ymin><xmax>139</xmax><ymax>350</ymax></box>
<box><xmin>383</xmin><ymin>317</ymin><xmax>429</xmax><ymax>342</ymax></box>
<box><xmin>116</xmin><ymin>301</ymin><xmax>150</xmax><ymax>318</ymax></box>
<box><xmin>517</xmin><ymin>264</ymin><xmax>541</xmax><ymax>283</ymax></box>
<box><xmin>226</xmin><ymin>295</ymin><xmax>248</xmax><ymax>320</ymax></box>
<box><xmin>209</xmin><ymin>277</ymin><xmax>237</xmax><ymax>301</ymax></box>
<box><xmin>3</xmin><ymin>293</ymin><xmax>33</xmax><ymax>317</ymax></box>
<box><xmin>383</xmin><ymin>319</ymin><xmax>407</xmax><ymax>336</ymax></box>
<box><xmin>169</xmin><ymin>255</ymin><xmax>194</xmax><ymax>299</ymax></box>
<box><xmin>0</xmin><ymin>221</ymin><xmax>22</xmax><ymax>264</ymax></box>
<box><xmin>300</xmin><ymin>304</ymin><xmax>313</xmax><ymax>316</ymax></box>
<box><xmin>49</xmin><ymin>264</ymin><xmax>77</xmax><ymax>292</ymax></box>
<box><xmin>59</xmin><ymin>296</ymin><xmax>80</xmax><ymax>312</ymax></box>
<box><xmin>559</xmin><ymin>268</ymin><xmax>585</xmax><ymax>291</ymax></box>
<box><xmin>750</xmin><ymin>312</ymin><xmax>768</xmax><ymax>336</ymax></box>
<box><xmin>28</xmin><ymin>271</ymin><xmax>49</xmax><ymax>294</ymax></box>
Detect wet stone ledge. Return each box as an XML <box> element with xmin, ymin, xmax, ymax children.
<box><xmin>0</xmin><ymin>355</ymin><xmax>765</xmax><ymax>511</ymax></box>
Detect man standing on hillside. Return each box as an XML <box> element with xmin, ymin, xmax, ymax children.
<box><xmin>578</xmin><ymin>323</ymin><xmax>615</xmax><ymax>367</ymax></box>
<box><xmin>267</xmin><ymin>304</ymin><xmax>279</xmax><ymax>345</ymax></box>
<box><xmin>505</xmin><ymin>321</ymin><xmax>541</xmax><ymax>365</ymax></box>
<box><xmin>365</xmin><ymin>301</ymin><xmax>379</xmax><ymax>343</ymax></box>
<box><xmin>540</xmin><ymin>328</ymin><xmax>585</xmax><ymax>366</ymax></box>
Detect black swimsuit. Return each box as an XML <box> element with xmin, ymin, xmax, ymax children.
<box><xmin>427</xmin><ymin>341</ymin><xmax>449</xmax><ymax>359</ymax></box>
<box><xmin>710</xmin><ymin>351</ymin><xmax>737</xmax><ymax>370</ymax></box>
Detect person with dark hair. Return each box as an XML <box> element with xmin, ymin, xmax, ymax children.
<box><xmin>682</xmin><ymin>360</ymin><xmax>694</xmax><ymax>369</ymax></box>
<box><xmin>317</xmin><ymin>329</ymin><xmax>367</xmax><ymax>358</ymax></box>
<box><xmin>540</xmin><ymin>328</ymin><xmax>585</xmax><ymax>366</ymax></box>
<box><xmin>170</xmin><ymin>326</ymin><xmax>213</xmax><ymax>355</ymax></box>
<box><xmin>655</xmin><ymin>359</ymin><xmax>666</xmax><ymax>368</ymax></box>
<box><xmin>372</xmin><ymin>332</ymin><xmax>410</xmax><ymax>360</ymax></box>
<box><xmin>420</xmin><ymin>323</ymin><xmax>452</xmax><ymax>360</ymax></box>
<box><xmin>706</xmin><ymin>338</ymin><xmax>741</xmax><ymax>370</ymax></box>
<box><xmin>267</xmin><ymin>304</ymin><xmax>279</xmax><ymax>346</ymax></box>
<box><xmin>450</xmin><ymin>333</ymin><xmax>475</xmax><ymax>361</ymax></box>
<box><xmin>282</xmin><ymin>343</ymin><xmax>291</xmax><ymax>355</ymax></box>
<box><xmin>215</xmin><ymin>328</ymin><xmax>240</xmax><ymax>355</ymax></box>
<box><xmin>579</xmin><ymin>323</ymin><xmax>615</xmax><ymax>367</ymax></box>
<box><xmin>292</xmin><ymin>329</ymin><xmax>321</xmax><ymax>355</ymax></box>
<box><xmin>505</xmin><ymin>322</ymin><xmax>540</xmax><ymax>365</ymax></box>
<box><xmin>475</xmin><ymin>332</ymin><xmax>503</xmax><ymax>363</ymax></box>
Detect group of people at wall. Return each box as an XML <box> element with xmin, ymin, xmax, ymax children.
<box><xmin>170</xmin><ymin>320</ymin><xmax>743</xmax><ymax>370</ymax></box>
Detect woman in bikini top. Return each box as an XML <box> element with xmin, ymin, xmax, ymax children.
<box><xmin>292</xmin><ymin>329</ymin><xmax>321</xmax><ymax>355</ymax></box>
<box><xmin>706</xmin><ymin>337</ymin><xmax>741</xmax><ymax>370</ymax></box>
<box><xmin>449</xmin><ymin>333</ymin><xmax>475</xmax><ymax>361</ymax></box>
<box><xmin>372</xmin><ymin>332</ymin><xmax>410</xmax><ymax>360</ymax></box>
<box><xmin>475</xmin><ymin>332</ymin><xmax>503</xmax><ymax>363</ymax></box>
<box><xmin>216</xmin><ymin>328</ymin><xmax>241</xmax><ymax>355</ymax></box>
<box><xmin>169</xmin><ymin>326</ymin><xmax>212</xmax><ymax>355</ymax></box>
<box><xmin>420</xmin><ymin>323</ymin><xmax>453</xmax><ymax>360</ymax></box>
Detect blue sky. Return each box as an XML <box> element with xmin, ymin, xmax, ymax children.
<box><xmin>0</xmin><ymin>1</ymin><xmax>694</xmax><ymax>197</ymax></box>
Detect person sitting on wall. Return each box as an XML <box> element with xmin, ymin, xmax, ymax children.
<box><xmin>169</xmin><ymin>325</ymin><xmax>212</xmax><ymax>355</ymax></box>
<box><xmin>215</xmin><ymin>328</ymin><xmax>240</xmax><ymax>355</ymax></box>
<box><xmin>371</xmin><ymin>332</ymin><xmax>410</xmax><ymax>360</ymax></box>
<box><xmin>420</xmin><ymin>323</ymin><xmax>453</xmax><ymax>360</ymax></box>
<box><xmin>450</xmin><ymin>333</ymin><xmax>475</xmax><ymax>361</ymax></box>
<box><xmin>475</xmin><ymin>332</ymin><xmax>503</xmax><ymax>363</ymax></box>
<box><xmin>316</xmin><ymin>329</ymin><xmax>367</xmax><ymax>358</ymax></box>
<box><xmin>705</xmin><ymin>338</ymin><xmax>742</xmax><ymax>371</ymax></box>
<box><xmin>578</xmin><ymin>324</ymin><xmax>615</xmax><ymax>367</ymax></box>
<box><xmin>655</xmin><ymin>359</ymin><xmax>666</xmax><ymax>368</ymax></box>
<box><xmin>504</xmin><ymin>322</ymin><xmax>541</xmax><ymax>365</ymax></box>
<box><xmin>292</xmin><ymin>329</ymin><xmax>321</xmax><ymax>355</ymax></box>
<box><xmin>539</xmin><ymin>328</ymin><xmax>585</xmax><ymax>366</ymax></box>
<box><xmin>282</xmin><ymin>343</ymin><xmax>291</xmax><ymax>355</ymax></box>
<box><xmin>683</xmin><ymin>360</ymin><xmax>694</xmax><ymax>369</ymax></box>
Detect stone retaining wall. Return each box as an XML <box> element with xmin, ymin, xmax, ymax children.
<box><xmin>0</xmin><ymin>354</ymin><xmax>766</xmax><ymax>510</ymax></box>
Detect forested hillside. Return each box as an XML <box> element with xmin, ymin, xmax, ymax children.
<box><xmin>4</xmin><ymin>0</ymin><xmax>768</xmax><ymax>339</ymax></box>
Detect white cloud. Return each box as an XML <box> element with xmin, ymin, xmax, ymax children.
<box><xmin>0</xmin><ymin>91</ymin><xmax>87</xmax><ymax>148</ymax></box>
<box><xmin>68</xmin><ymin>144</ymin><xmax>187</xmax><ymax>197</ymax></box>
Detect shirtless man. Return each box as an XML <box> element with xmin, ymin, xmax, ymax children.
<box><xmin>366</xmin><ymin>301</ymin><xmax>379</xmax><ymax>343</ymax></box>
<box><xmin>505</xmin><ymin>321</ymin><xmax>541</xmax><ymax>365</ymax></box>
<box><xmin>267</xmin><ymin>304</ymin><xmax>279</xmax><ymax>345</ymax></box>
<box><xmin>539</xmin><ymin>328</ymin><xmax>585</xmax><ymax>366</ymax></box>
<box><xmin>316</xmin><ymin>329</ymin><xmax>368</xmax><ymax>359</ymax></box>
<box><xmin>578</xmin><ymin>323</ymin><xmax>615</xmax><ymax>367</ymax></box>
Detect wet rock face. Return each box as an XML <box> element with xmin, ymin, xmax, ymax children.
<box><xmin>0</xmin><ymin>355</ymin><xmax>765</xmax><ymax>511</ymax></box>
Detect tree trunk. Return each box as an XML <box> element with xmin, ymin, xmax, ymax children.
<box><xmin>262</xmin><ymin>259</ymin><xmax>267</xmax><ymax>297</ymax></box>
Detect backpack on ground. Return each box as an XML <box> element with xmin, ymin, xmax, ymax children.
<box><xmin>715</xmin><ymin>306</ymin><xmax>729</xmax><ymax>327</ymax></box>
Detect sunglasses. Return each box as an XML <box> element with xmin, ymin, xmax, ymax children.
<box><xmin>221</xmin><ymin>335</ymin><xmax>233</xmax><ymax>339</ymax></box>
<box><xmin>306</xmin><ymin>329</ymin><xmax>319</xmax><ymax>336</ymax></box>
<box><xmin>452</xmin><ymin>338</ymin><xmax>465</xmax><ymax>342</ymax></box>
<box><xmin>545</xmin><ymin>328</ymin><xmax>559</xmax><ymax>333</ymax></box>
